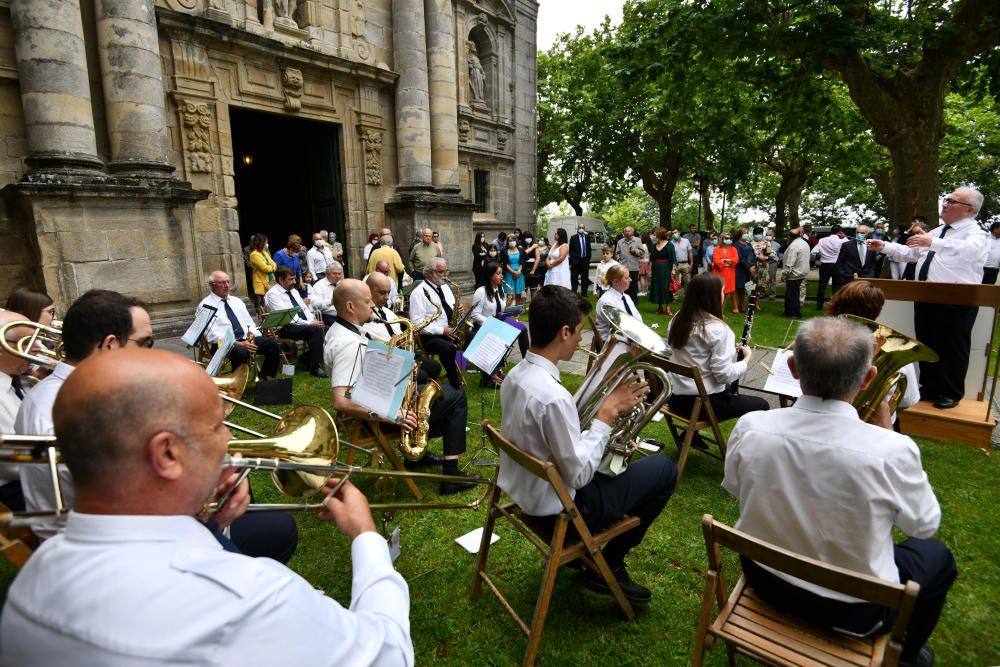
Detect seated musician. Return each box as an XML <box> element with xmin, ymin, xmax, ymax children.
<box><xmin>199</xmin><ymin>271</ymin><xmax>281</xmax><ymax>380</ymax></box>
<box><xmin>324</xmin><ymin>278</ymin><xmax>476</xmax><ymax>495</ymax></box>
<box><xmin>264</xmin><ymin>266</ymin><xmax>328</xmax><ymax>378</ymax></box>
<box><xmin>0</xmin><ymin>310</ymin><xmax>35</xmax><ymax>511</ymax></box>
<box><xmin>364</xmin><ymin>259</ymin><xmax>398</xmax><ymax>309</ymax></box>
<box><xmin>363</xmin><ymin>271</ymin><xmax>442</xmax><ymax>384</ymax></box>
<box><xmin>724</xmin><ymin>317</ymin><xmax>955</xmax><ymax>667</ymax></box>
<box><xmin>664</xmin><ymin>272</ymin><xmax>768</xmax><ymax>446</ymax></box>
<box><xmin>468</xmin><ymin>262</ymin><xmax>530</xmax><ymax>387</ymax></box>
<box><xmin>408</xmin><ymin>257</ymin><xmax>462</xmax><ymax>388</ymax></box>
<box><xmin>311</xmin><ymin>262</ymin><xmax>343</xmax><ymax>327</ymax></box>
<box><xmin>595</xmin><ymin>265</ymin><xmax>642</xmax><ymax>344</ymax></box>
<box><xmin>499</xmin><ymin>285</ymin><xmax>677</xmax><ymax>603</ymax></box>
<box><xmin>0</xmin><ymin>349</ymin><xmax>413</xmax><ymax>666</ymax></box>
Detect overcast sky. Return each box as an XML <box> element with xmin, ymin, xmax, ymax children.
<box><xmin>536</xmin><ymin>0</ymin><xmax>624</xmax><ymax>51</ymax></box>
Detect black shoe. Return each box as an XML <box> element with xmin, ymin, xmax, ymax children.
<box><xmin>582</xmin><ymin>564</ymin><xmax>652</xmax><ymax>604</ymax></box>
<box><xmin>932</xmin><ymin>397</ymin><xmax>958</xmax><ymax>410</ymax></box>
<box><xmin>403</xmin><ymin>453</ymin><xmax>444</xmax><ymax>470</ymax></box>
<box><xmin>901</xmin><ymin>645</ymin><xmax>934</xmax><ymax>667</ymax></box>
<box><xmin>310</xmin><ymin>367</ymin><xmax>328</xmax><ymax>378</ymax></box>
<box><xmin>439</xmin><ymin>472</ymin><xmax>482</xmax><ymax>495</ymax></box>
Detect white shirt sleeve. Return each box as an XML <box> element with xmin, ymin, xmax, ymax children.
<box><xmin>539</xmin><ymin>397</ymin><xmax>611</xmax><ymax>490</ymax></box>
<box><xmin>884</xmin><ymin>443</ymin><xmax>941</xmax><ymax>539</ymax></box>
<box><xmin>409</xmin><ymin>285</ymin><xmax>446</xmax><ymax>335</ymax></box>
<box><xmin>704</xmin><ymin>322</ymin><xmax>747</xmax><ymax>386</ymax></box>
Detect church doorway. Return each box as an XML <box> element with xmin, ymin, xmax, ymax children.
<box><xmin>230</xmin><ymin>107</ymin><xmax>347</xmax><ymax>272</ymax></box>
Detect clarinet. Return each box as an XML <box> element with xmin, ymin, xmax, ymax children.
<box><xmin>729</xmin><ymin>280</ymin><xmax>757</xmax><ymax>395</ymax></box>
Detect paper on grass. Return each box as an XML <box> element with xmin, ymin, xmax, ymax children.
<box><xmin>350</xmin><ymin>340</ymin><xmax>414</xmax><ymax>421</ymax></box>
<box><xmin>762</xmin><ymin>349</ymin><xmax>802</xmax><ymax>398</ymax></box>
<box><xmin>455</xmin><ymin>527</ymin><xmax>499</xmax><ymax>554</ymax></box>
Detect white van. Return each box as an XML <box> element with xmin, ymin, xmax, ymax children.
<box><xmin>547</xmin><ymin>215</ymin><xmax>612</xmax><ymax>268</ymax></box>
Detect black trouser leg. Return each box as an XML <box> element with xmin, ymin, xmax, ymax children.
<box><xmin>229</xmin><ymin>512</ymin><xmax>299</xmax><ymax>565</ymax></box>
<box><xmin>627</xmin><ymin>271</ymin><xmax>639</xmax><ymax>299</ymax></box>
<box><xmin>983</xmin><ymin>267</ymin><xmax>999</xmax><ymax>285</ymax></box>
<box><xmin>421</xmin><ymin>334</ymin><xmax>461</xmax><ymax>388</ymax></box>
<box><xmin>573</xmin><ymin>455</ymin><xmax>677</xmax><ymax>569</ymax></box>
<box><xmin>894</xmin><ymin>538</ymin><xmax>957</xmax><ymax>661</ymax></box>
<box><xmin>914</xmin><ymin>302</ymin><xmax>977</xmax><ymax>401</ymax></box>
<box><xmin>784</xmin><ymin>279</ymin><xmax>802</xmax><ymax>317</ymax></box>
<box><xmin>0</xmin><ymin>481</ymin><xmax>24</xmax><ymax>511</ymax></box>
<box><xmin>228</xmin><ymin>345</ymin><xmax>251</xmax><ymax>372</ymax></box>
<box><xmin>425</xmin><ymin>384</ymin><xmax>468</xmax><ymax>456</ymax></box>
<box><xmin>255</xmin><ymin>337</ymin><xmax>281</xmax><ymax>379</ymax></box>
<box><xmin>668</xmin><ymin>392</ymin><xmax>770</xmax><ymax>423</ymax></box>
<box><xmin>279</xmin><ymin>323</ymin><xmax>326</xmax><ymax>372</ymax></box>
<box><xmin>816</xmin><ymin>263</ymin><xmax>836</xmax><ymax>308</ymax></box>
<box><xmin>415</xmin><ymin>353</ymin><xmax>441</xmax><ymax>384</ymax></box>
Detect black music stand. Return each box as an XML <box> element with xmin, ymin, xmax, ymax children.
<box><xmin>463</xmin><ymin>323</ymin><xmax>520</xmax><ymax>468</ymax></box>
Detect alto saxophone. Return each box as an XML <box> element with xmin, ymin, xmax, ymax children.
<box><xmin>375</xmin><ymin>303</ymin><xmax>443</xmax><ymax>460</ymax></box>
<box><xmin>443</xmin><ymin>277</ymin><xmax>474</xmax><ymax>347</ymax></box>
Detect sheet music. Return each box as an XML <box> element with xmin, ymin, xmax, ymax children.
<box><xmin>465</xmin><ymin>318</ymin><xmax>521</xmax><ymax>374</ymax></box>
<box><xmin>762</xmin><ymin>349</ymin><xmax>802</xmax><ymax>398</ymax></box>
<box><xmin>206</xmin><ymin>327</ymin><xmax>236</xmax><ymax>376</ymax></box>
<box><xmin>182</xmin><ymin>305</ymin><xmax>217</xmax><ymax>347</ymax></box>
<box><xmin>350</xmin><ymin>341</ymin><xmax>414</xmax><ymax>420</ymax></box>
<box><xmin>467</xmin><ymin>334</ymin><xmax>509</xmax><ymax>373</ymax></box>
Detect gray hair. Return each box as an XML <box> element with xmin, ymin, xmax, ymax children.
<box><xmin>793</xmin><ymin>317</ymin><xmax>874</xmax><ymax>401</ymax></box>
<box><xmin>206</xmin><ymin>271</ymin><xmax>228</xmax><ymax>285</ymax></box>
<box><xmin>325</xmin><ymin>261</ymin><xmax>343</xmax><ymax>274</ymax></box>
<box><xmin>424</xmin><ymin>257</ymin><xmax>447</xmax><ymax>276</ymax></box>
<box><xmin>380</xmin><ymin>234</ymin><xmax>393</xmax><ymax>246</ymax></box>
<box><xmin>956</xmin><ymin>186</ymin><xmax>985</xmax><ymax>216</ymax></box>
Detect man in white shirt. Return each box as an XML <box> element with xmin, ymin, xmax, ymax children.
<box><xmin>0</xmin><ymin>348</ymin><xmax>413</xmax><ymax>666</ymax></box>
<box><xmin>724</xmin><ymin>317</ymin><xmax>955</xmax><ymax>667</ymax></box>
<box><xmin>365</xmin><ymin>259</ymin><xmax>398</xmax><ymax>309</ymax></box>
<box><xmin>0</xmin><ymin>310</ymin><xmax>33</xmax><ymax>510</ymax></box>
<box><xmin>781</xmin><ymin>227</ymin><xmax>811</xmax><ymax>318</ymax></box>
<box><xmin>306</xmin><ymin>232</ymin><xmax>333</xmax><ymax>282</ymax></box>
<box><xmin>199</xmin><ymin>271</ymin><xmax>281</xmax><ymax>380</ymax></box>
<box><xmin>324</xmin><ymin>279</ymin><xmax>475</xmax><ymax>494</ymax></box>
<box><xmin>810</xmin><ymin>224</ymin><xmax>847</xmax><ymax>309</ymax></box>
<box><xmin>264</xmin><ymin>267</ymin><xmax>328</xmax><ymax>378</ymax></box>
<box><xmin>409</xmin><ymin>257</ymin><xmax>462</xmax><ymax>388</ymax></box>
<box><xmin>869</xmin><ymin>186</ymin><xmax>989</xmax><ymax>409</ymax></box>
<box><xmin>670</xmin><ymin>229</ymin><xmax>694</xmax><ymax>291</ymax></box>
<box><xmin>499</xmin><ymin>285</ymin><xmax>677</xmax><ymax>603</ymax></box>
<box><xmin>982</xmin><ymin>221</ymin><xmax>1000</xmax><ymax>284</ymax></box>
<box><xmin>311</xmin><ymin>262</ymin><xmax>343</xmax><ymax>326</ymax></box>
<box><xmin>364</xmin><ymin>272</ymin><xmax>441</xmax><ymax>384</ymax></box>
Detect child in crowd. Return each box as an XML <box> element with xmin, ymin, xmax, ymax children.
<box><xmin>594</xmin><ymin>245</ymin><xmax>619</xmax><ymax>299</ymax></box>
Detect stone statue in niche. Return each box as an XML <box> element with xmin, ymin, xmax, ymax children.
<box><xmin>282</xmin><ymin>67</ymin><xmax>304</xmax><ymax>111</ymax></box>
<box><xmin>458</xmin><ymin>119</ymin><xmax>471</xmax><ymax>143</ymax></box>
<box><xmin>468</xmin><ymin>51</ymin><xmax>486</xmax><ymax>103</ymax></box>
<box><xmin>273</xmin><ymin>0</ymin><xmax>298</xmax><ymax>21</ymax></box>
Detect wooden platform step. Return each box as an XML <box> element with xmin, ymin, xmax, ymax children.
<box><xmin>899</xmin><ymin>399</ymin><xmax>995</xmax><ymax>452</ymax></box>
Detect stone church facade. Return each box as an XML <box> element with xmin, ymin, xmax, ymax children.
<box><xmin>0</xmin><ymin>0</ymin><xmax>538</xmax><ymax>331</ymax></box>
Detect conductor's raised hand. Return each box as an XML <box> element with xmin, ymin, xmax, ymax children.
<box><xmin>318</xmin><ymin>478</ymin><xmax>377</xmax><ymax>540</ymax></box>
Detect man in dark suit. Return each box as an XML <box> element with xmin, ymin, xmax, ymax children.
<box><xmin>833</xmin><ymin>225</ymin><xmax>878</xmax><ymax>289</ymax></box>
<box><xmin>568</xmin><ymin>222</ymin><xmax>593</xmax><ymax>295</ymax></box>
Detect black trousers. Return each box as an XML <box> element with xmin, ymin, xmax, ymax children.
<box><xmin>983</xmin><ymin>267</ymin><xmax>998</xmax><ymax>285</ymax></box>
<box><xmin>668</xmin><ymin>391</ymin><xmax>769</xmax><ymax>423</ymax></box>
<box><xmin>742</xmin><ymin>538</ymin><xmax>956</xmax><ymax>663</ymax></box>
<box><xmin>0</xmin><ymin>480</ymin><xmax>24</xmax><ymax>511</ymax></box>
<box><xmin>278</xmin><ymin>322</ymin><xmax>326</xmax><ymax>372</ymax></box>
<box><xmin>913</xmin><ymin>302</ymin><xmax>978</xmax><ymax>401</ymax></box>
<box><xmin>570</xmin><ymin>261</ymin><xmax>592</xmax><ymax>295</ymax></box>
<box><xmin>415</xmin><ymin>353</ymin><xmax>441</xmax><ymax>385</ymax></box>
<box><xmin>627</xmin><ymin>271</ymin><xmax>639</xmax><ymax>299</ymax></box>
<box><xmin>230</xmin><ymin>511</ymin><xmax>299</xmax><ymax>564</ymax></box>
<box><xmin>381</xmin><ymin>383</ymin><xmax>468</xmax><ymax>457</ymax></box>
<box><xmin>531</xmin><ymin>456</ymin><xmax>677</xmax><ymax>570</ymax></box>
<box><xmin>784</xmin><ymin>278</ymin><xmax>803</xmax><ymax>318</ymax></box>
<box><xmin>229</xmin><ymin>337</ymin><xmax>281</xmax><ymax>380</ymax></box>
<box><xmin>420</xmin><ymin>334</ymin><xmax>461</xmax><ymax>388</ymax></box>
<box><xmin>817</xmin><ymin>263</ymin><xmax>837</xmax><ymax>308</ymax></box>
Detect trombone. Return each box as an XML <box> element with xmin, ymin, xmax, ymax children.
<box><xmin>0</xmin><ymin>320</ymin><xmax>63</xmax><ymax>370</ymax></box>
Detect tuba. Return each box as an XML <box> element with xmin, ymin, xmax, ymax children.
<box><xmin>574</xmin><ymin>306</ymin><xmax>673</xmax><ymax>476</ymax></box>
<box><xmin>845</xmin><ymin>315</ymin><xmax>939</xmax><ymax>421</ymax></box>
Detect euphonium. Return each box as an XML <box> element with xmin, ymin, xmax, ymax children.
<box><xmin>845</xmin><ymin>315</ymin><xmax>939</xmax><ymax>421</ymax></box>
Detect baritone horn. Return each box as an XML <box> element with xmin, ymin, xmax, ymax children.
<box><xmin>0</xmin><ymin>320</ymin><xmax>63</xmax><ymax>369</ymax></box>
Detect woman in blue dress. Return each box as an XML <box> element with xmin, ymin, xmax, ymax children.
<box><xmin>503</xmin><ymin>237</ymin><xmax>526</xmax><ymax>305</ymax></box>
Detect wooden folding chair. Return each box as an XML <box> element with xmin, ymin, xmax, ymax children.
<box><xmin>0</xmin><ymin>501</ymin><xmax>37</xmax><ymax>570</ymax></box>
<box><xmin>693</xmin><ymin>515</ymin><xmax>920</xmax><ymax>667</ymax></box>
<box><xmin>658</xmin><ymin>359</ymin><xmax>727</xmax><ymax>488</ymax></box>
<box><xmin>472</xmin><ymin>420</ymin><xmax>641</xmax><ymax>666</ymax></box>
<box><xmin>586</xmin><ymin>314</ymin><xmax>604</xmax><ymax>373</ymax></box>
<box><xmin>335</xmin><ymin>416</ymin><xmax>422</xmax><ymax>501</ymax></box>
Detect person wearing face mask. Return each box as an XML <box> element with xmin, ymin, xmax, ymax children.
<box><xmin>307</xmin><ymin>233</ymin><xmax>333</xmax><ymax>282</ymax></box>
<box><xmin>749</xmin><ymin>226</ymin><xmax>775</xmax><ymax>305</ymax></box>
<box><xmin>781</xmin><ymin>227</ymin><xmax>811</xmax><ymax>318</ymax></box>
<box><xmin>834</xmin><ymin>225</ymin><xmax>879</xmax><ymax>289</ymax></box>
<box><xmin>568</xmin><ymin>223</ymin><xmax>594</xmax><ymax>296</ymax></box>
<box><xmin>703</xmin><ymin>234</ymin><xmax>718</xmax><ymax>272</ymax></box>
<box><xmin>472</xmin><ymin>232</ymin><xmax>490</xmax><ymax>287</ymax></box>
<box><xmin>711</xmin><ymin>233</ymin><xmax>738</xmax><ymax>314</ymax></box>
<box><xmin>248</xmin><ymin>233</ymin><xmax>277</xmax><ymax>312</ymax></box>
<box><xmin>502</xmin><ymin>234</ymin><xmax>526</xmax><ymax>305</ymax></box>
<box><xmin>670</xmin><ymin>228</ymin><xmax>694</xmax><ymax>293</ymax></box>
<box><xmin>522</xmin><ymin>232</ymin><xmax>541</xmax><ymax>300</ymax></box>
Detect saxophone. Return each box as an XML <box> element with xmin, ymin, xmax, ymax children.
<box><xmin>443</xmin><ymin>277</ymin><xmax>474</xmax><ymax>346</ymax></box>
<box><xmin>375</xmin><ymin>303</ymin><xmax>442</xmax><ymax>460</ymax></box>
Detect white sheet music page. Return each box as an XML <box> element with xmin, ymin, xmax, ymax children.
<box><xmin>762</xmin><ymin>349</ymin><xmax>802</xmax><ymax>398</ymax></box>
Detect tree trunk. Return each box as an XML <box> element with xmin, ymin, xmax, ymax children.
<box><xmin>638</xmin><ymin>161</ymin><xmax>680</xmax><ymax>230</ymax></box>
<box><xmin>774</xmin><ymin>189</ymin><xmax>787</xmax><ymax>238</ymax></box>
<box><xmin>698</xmin><ymin>179</ymin><xmax>716</xmax><ymax>230</ymax></box>
<box><xmin>884</xmin><ymin>130</ymin><xmax>942</xmax><ymax>228</ymax></box>
<box><xmin>561</xmin><ymin>182</ymin><xmax>585</xmax><ymax>217</ymax></box>
<box><xmin>787</xmin><ymin>187</ymin><xmax>802</xmax><ymax>227</ymax></box>
<box><xmin>871</xmin><ymin>168</ymin><xmax>895</xmax><ymax>224</ymax></box>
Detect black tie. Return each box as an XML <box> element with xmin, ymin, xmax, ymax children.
<box><xmin>287</xmin><ymin>290</ymin><xmax>307</xmax><ymax>320</ymax></box>
<box><xmin>579</xmin><ymin>233</ymin><xmax>587</xmax><ymax>256</ymax></box>
<box><xmin>492</xmin><ymin>288</ymin><xmax>502</xmax><ymax>314</ymax></box>
<box><xmin>10</xmin><ymin>376</ymin><xmax>24</xmax><ymax>400</ymax></box>
<box><xmin>380</xmin><ymin>308</ymin><xmax>394</xmax><ymax>337</ymax></box>
<box><xmin>434</xmin><ymin>285</ymin><xmax>453</xmax><ymax>322</ymax></box>
<box><xmin>621</xmin><ymin>294</ymin><xmax>633</xmax><ymax>316</ymax></box>
<box><xmin>221</xmin><ymin>298</ymin><xmax>245</xmax><ymax>340</ymax></box>
<box><xmin>917</xmin><ymin>225</ymin><xmax>951</xmax><ymax>281</ymax></box>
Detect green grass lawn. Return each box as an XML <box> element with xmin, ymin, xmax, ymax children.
<box><xmin>1</xmin><ymin>283</ymin><xmax>998</xmax><ymax>665</ymax></box>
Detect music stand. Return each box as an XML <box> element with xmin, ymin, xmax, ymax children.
<box><xmin>463</xmin><ymin>318</ymin><xmax>521</xmax><ymax>467</ymax></box>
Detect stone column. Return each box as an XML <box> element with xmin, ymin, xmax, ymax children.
<box><xmin>95</xmin><ymin>0</ymin><xmax>174</xmax><ymax>176</ymax></box>
<box><xmin>392</xmin><ymin>0</ymin><xmax>433</xmax><ymax>190</ymax></box>
<box><xmin>424</xmin><ymin>0</ymin><xmax>460</xmax><ymax>193</ymax></box>
<box><xmin>10</xmin><ymin>0</ymin><xmax>103</xmax><ymax>173</ymax></box>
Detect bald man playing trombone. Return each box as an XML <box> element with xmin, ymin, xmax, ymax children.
<box><xmin>0</xmin><ymin>349</ymin><xmax>413</xmax><ymax>666</ymax></box>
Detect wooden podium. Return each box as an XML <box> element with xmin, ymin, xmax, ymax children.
<box><xmin>868</xmin><ymin>279</ymin><xmax>1000</xmax><ymax>452</ymax></box>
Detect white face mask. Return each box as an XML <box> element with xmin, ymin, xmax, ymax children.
<box><xmin>314</xmin><ymin>240</ymin><xmax>324</xmax><ymax>248</ymax></box>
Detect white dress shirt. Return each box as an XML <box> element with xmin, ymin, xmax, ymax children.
<box><xmin>408</xmin><ymin>281</ymin><xmax>454</xmax><ymax>336</ymax></box>
<box><xmin>0</xmin><ymin>369</ymin><xmax>21</xmax><ymax>435</ymax></box>
<box><xmin>594</xmin><ymin>259</ymin><xmax>619</xmax><ymax>294</ymax></box>
<box><xmin>783</xmin><ymin>237</ymin><xmax>811</xmax><ymax>279</ymax></box>
<box><xmin>324</xmin><ymin>320</ymin><xmax>367</xmax><ymax>389</ymax></box>
<box><xmin>723</xmin><ymin>396</ymin><xmax>941</xmax><ymax>602</ymax></box>
<box><xmin>0</xmin><ymin>512</ymin><xmax>412</xmax><ymax>666</ymax></box>
<box><xmin>985</xmin><ymin>235</ymin><xmax>1000</xmax><ymax>269</ymax></box>
<box><xmin>264</xmin><ymin>283</ymin><xmax>318</xmax><ymax>323</ymax></box>
<box><xmin>811</xmin><ymin>234</ymin><xmax>847</xmax><ymax>263</ymax></box>
<box><xmin>879</xmin><ymin>217</ymin><xmax>988</xmax><ymax>283</ymax></box>
<box><xmin>469</xmin><ymin>285</ymin><xmax>506</xmax><ymax>325</ymax></box>
<box><xmin>671</xmin><ymin>237</ymin><xmax>693</xmax><ymax>263</ymax></box>
<box><xmin>364</xmin><ymin>272</ymin><xmax>398</xmax><ymax>309</ymax></box>
<box><xmin>364</xmin><ymin>306</ymin><xmax>404</xmax><ymax>342</ymax></box>
<box><xmin>595</xmin><ymin>287</ymin><xmax>641</xmax><ymax>342</ymax></box>
<box><xmin>306</xmin><ymin>245</ymin><xmax>333</xmax><ymax>278</ymax></box>
<box><xmin>198</xmin><ymin>292</ymin><xmax>261</xmax><ymax>344</ymax></box>
<box><xmin>311</xmin><ymin>277</ymin><xmax>338</xmax><ymax>317</ymax></box>
<box><xmin>665</xmin><ymin>317</ymin><xmax>747</xmax><ymax>396</ymax></box>
<box><xmin>499</xmin><ymin>352</ymin><xmax>611</xmax><ymax>516</ymax></box>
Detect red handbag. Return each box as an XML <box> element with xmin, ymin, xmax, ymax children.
<box><xmin>669</xmin><ymin>274</ymin><xmax>681</xmax><ymax>293</ymax></box>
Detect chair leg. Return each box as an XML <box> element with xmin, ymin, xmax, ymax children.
<box><xmin>675</xmin><ymin>426</ymin><xmax>697</xmax><ymax>490</ymax></box>
<box><xmin>522</xmin><ymin>519</ymin><xmax>567</xmax><ymax>667</ymax></box>
<box><xmin>374</xmin><ymin>431</ymin><xmax>423</xmax><ymax>501</ymax></box>
<box><xmin>690</xmin><ymin>571</ymin><xmax>718</xmax><ymax>667</ymax></box>
<box><xmin>471</xmin><ymin>487</ymin><xmax>503</xmax><ymax>600</ymax></box>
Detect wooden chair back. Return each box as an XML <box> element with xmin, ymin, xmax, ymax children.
<box><xmin>472</xmin><ymin>420</ymin><xmax>641</xmax><ymax>666</ymax></box>
<box><xmin>657</xmin><ymin>358</ymin><xmax>726</xmax><ymax>487</ymax></box>
<box><xmin>586</xmin><ymin>314</ymin><xmax>603</xmax><ymax>373</ymax></box>
<box><xmin>692</xmin><ymin>514</ymin><xmax>919</xmax><ymax>667</ymax></box>
<box><xmin>0</xmin><ymin>501</ymin><xmax>36</xmax><ymax>570</ymax></box>
<box><xmin>335</xmin><ymin>415</ymin><xmax>422</xmax><ymax>501</ymax></box>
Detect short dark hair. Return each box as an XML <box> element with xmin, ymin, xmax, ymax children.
<box><xmin>528</xmin><ymin>286</ymin><xmax>590</xmax><ymax>348</ymax></box>
<box><xmin>5</xmin><ymin>288</ymin><xmax>54</xmax><ymax>323</ymax></box>
<box><xmin>831</xmin><ymin>224</ymin><xmax>842</xmax><ymax>234</ymax></box>
<box><xmin>913</xmin><ymin>215</ymin><xmax>929</xmax><ymax>225</ymax></box>
<box><xmin>274</xmin><ymin>266</ymin><xmax>295</xmax><ymax>281</ymax></box>
<box><xmin>752</xmin><ymin>226</ymin><xmax>764</xmax><ymax>235</ymax></box>
<box><xmin>62</xmin><ymin>290</ymin><xmax>143</xmax><ymax>362</ymax></box>
<box><xmin>990</xmin><ymin>221</ymin><xmax>1000</xmax><ymax>233</ymax></box>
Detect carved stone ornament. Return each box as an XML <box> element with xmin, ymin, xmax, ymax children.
<box><xmin>459</xmin><ymin>119</ymin><xmax>471</xmax><ymax>143</ymax></box>
<box><xmin>497</xmin><ymin>130</ymin><xmax>508</xmax><ymax>151</ymax></box>
<box><xmin>281</xmin><ymin>67</ymin><xmax>304</xmax><ymax>112</ymax></box>
<box><xmin>180</xmin><ymin>100</ymin><xmax>213</xmax><ymax>173</ymax></box>
<box><xmin>361</xmin><ymin>129</ymin><xmax>383</xmax><ymax>186</ymax></box>
<box><xmin>164</xmin><ymin>0</ymin><xmax>198</xmax><ymax>11</ymax></box>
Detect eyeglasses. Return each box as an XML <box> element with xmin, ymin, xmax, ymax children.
<box><xmin>128</xmin><ymin>336</ymin><xmax>155</xmax><ymax>349</ymax></box>
<box><xmin>41</xmin><ymin>306</ymin><xmax>57</xmax><ymax>315</ymax></box>
<box><xmin>943</xmin><ymin>197</ymin><xmax>973</xmax><ymax>207</ymax></box>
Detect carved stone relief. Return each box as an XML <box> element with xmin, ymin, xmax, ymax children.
<box><xmin>459</xmin><ymin>119</ymin><xmax>471</xmax><ymax>143</ymax></box>
<box><xmin>497</xmin><ymin>129</ymin><xmax>507</xmax><ymax>151</ymax></box>
<box><xmin>180</xmin><ymin>100</ymin><xmax>213</xmax><ymax>173</ymax></box>
<box><xmin>361</xmin><ymin>129</ymin><xmax>383</xmax><ymax>186</ymax></box>
<box><xmin>274</xmin><ymin>0</ymin><xmax>298</xmax><ymax>22</ymax></box>
<box><xmin>281</xmin><ymin>67</ymin><xmax>304</xmax><ymax>111</ymax></box>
